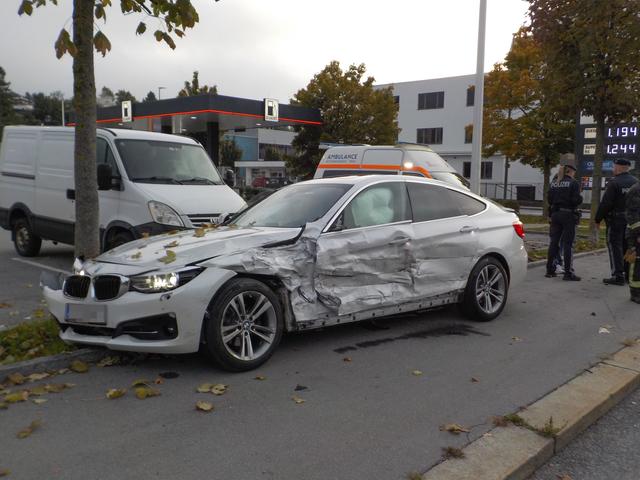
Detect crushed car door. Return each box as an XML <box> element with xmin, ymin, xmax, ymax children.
<box><xmin>314</xmin><ymin>182</ymin><xmax>414</xmax><ymax>316</ymax></box>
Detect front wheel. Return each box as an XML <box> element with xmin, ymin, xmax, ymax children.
<box><xmin>203</xmin><ymin>278</ymin><xmax>283</xmax><ymax>371</ymax></box>
<box><xmin>13</xmin><ymin>217</ymin><xmax>42</xmax><ymax>257</ymax></box>
<box><xmin>461</xmin><ymin>257</ymin><xmax>509</xmax><ymax>322</ymax></box>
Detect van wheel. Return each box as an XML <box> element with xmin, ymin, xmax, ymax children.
<box><xmin>203</xmin><ymin>278</ymin><xmax>283</xmax><ymax>371</ymax></box>
<box><xmin>105</xmin><ymin>231</ymin><xmax>134</xmax><ymax>251</ymax></box>
<box><xmin>13</xmin><ymin>217</ymin><xmax>42</xmax><ymax>257</ymax></box>
<box><xmin>461</xmin><ymin>257</ymin><xmax>508</xmax><ymax>322</ymax></box>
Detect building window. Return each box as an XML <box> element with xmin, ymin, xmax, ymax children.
<box><xmin>417</xmin><ymin>127</ymin><xmax>443</xmax><ymax>145</ymax></box>
<box><xmin>464</xmin><ymin>125</ymin><xmax>473</xmax><ymax>144</ymax></box>
<box><xmin>466</xmin><ymin>86</ymin><xmax>475</xmax><ymax>107</ymax></box>
<box><xmin>393</xmin><ymin>95</ymin><xmax>400</xmax><ymax>110</ymax></box>
<box><xmin>418</xmin><ymin>91</ymin><xmax>444</xmax><ymax>110</ymax></box>
<box><xmin>462</xmin><ymin>161</ymin><xmax>493</xmax><ymax>179</ymax></box>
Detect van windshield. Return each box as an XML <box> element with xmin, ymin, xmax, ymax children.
<box><xmin>115</xmin><ymin>139</ymin><xmax>224</xmax><ymax>185</ymax></box>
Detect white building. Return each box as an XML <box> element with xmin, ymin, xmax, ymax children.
<box><xmin>377</xmin><ymin>75</ymin><xmax>546</xmax><ymax>201</ymax></box>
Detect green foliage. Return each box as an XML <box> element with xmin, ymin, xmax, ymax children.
<box><xmin>115</xmin><ymin>89</ymin><xmax>137</xmax><ymax>104</ymax></box>
<box><xmin>0</xmin><ymin>318</ymin><xmax>74</xmax><ymax>365</ymax></box>
<box><xmin>220</xmin><ymin>138</ymin><xmax>242</xmax><ymax>168</ymax></box>
<box><xmin>0</xmin><ymin>66</ymin><xmax>18</xmax><ymax>138</ymax></box>
<box><xmin>264</xmin><ymin>146</ymin><xmax>282</xmax><ymax>162</ymax></box>
<box><xmin>289</xmin><ymin>61</ymin><xmax>399</xmax><ymax>178</ymax></box>
<box><xmin>178</xmin><ymin>71</ymin><xmax>218</xmax><ymax>97</ymax></box>
<box><xmin>143</xmin><ymin>90</ymin><xmax>157</xmax><ymax>103</ymax></box>
<box><xmin>25</xmin><ymin>91</ymin><xmax>64</xmax><ymax>125</ymax></box>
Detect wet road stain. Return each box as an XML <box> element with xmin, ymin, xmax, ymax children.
<box><xmin>333</xmin><ymin>324</ymin><xmax>489</xmax><ymax>354</ymax></box>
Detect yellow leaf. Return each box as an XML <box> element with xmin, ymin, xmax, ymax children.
<box><xmin>134</xmin><ymin>386</ymin><xmax>160</xmax><ymax>400</ymax></box>
<box><xmin>7</xmin><ymin>373</ymin><xmax>26</xmax><ymax>385</ymax></box>
<box><xmin>292</xmin><ymin>395</ymin><xmax>305</xmax><ymax>404</ymax></box>
<box><xmin>0</xmin><ymin>402</ymin><xmax>8</xmax><ymax>409</ymax></box>
<box><xmin>412</xmin><ymin>370</ymin><xmax>423</xmax><ymax>376</ymax></box>
<box><xmin>131</xmin><ymin>379</ymin><xmax>151</xmax><ymax>387</ymax></box>
<box><xmin>130</xmin><ymin>251</ymin><xmax>142</xmax><ymax>260</ymax></box>
<box><xmin>167</xmin><ymin>230</ymin><xmax>179</xmax><ymax>235</ymax></box>
<box><xmin>44</xmin><ymin>383</ymin><xmax>67</xmax><ymax>393</ymax></box>
<box><xmin>141</xmin><ymin>232</ymin><xmax>150</xmax><ymax>239</ymax></box>
<box><xmin>32</xmin><ymin>398</ymin><xmax>48</xmax><ymax>405</ymax></box>
<box><xmin>106</xmin><ymin>388</ymin><xmax>126</xmax><ymax>400</ymax></box>
<box><xmin>440</xmin><ymin>423</ymin><xmax>470</xmax><ymax>434</ymax></box>
<box><xmin>254</xmin><ymin>375</ymin><xmax>266</xmax><ymax>381</ymax></box>
<box><xmin>195</xmin><ymin>400</ymin><xmax>214</xmax><ymax>412</ymax></box>
<box><xmin>4</xmin><ymin>391</ymin><xmax>28</xmax><ymax>403</ymax></box>
<box><xmin>193</xmin><ymin>227</ymin><xmax>206</xmax><ymax>238</ymax></box>
<box><xmin>196</xmin><ymin>383</ymin><xmax>214</xmax><ymax>393</ymax></box>
<box><xmin>33</xmin><ymin>308</ymin><xmax>45</xmax><ymax>319</ymax></box>
<box><xmin>211</xmin><ymin>384</ymin><xmax>227</xmax><ymax>396</ymax></box>
<box><xmin>164</xmin><ymin>240</ymin><xmax>180</xmax><ymax>248</ymax></box>
<box><xmin>17</xmin><ymin>419</ymin><xmax>41</xmax><ymax>439</ymax></box>
<box><xmin>69</xmin><ymin>360</ymin><xmax>89</xmax><ymax>373</ymax></box>
<box><xmin>97</xmin><ymin>356</ymin><xmax>120</xmax><ymax>367</ymax></box>
<box><xmin>29</xmin><ymin>386</ymin><xmax>48</xmax><ymax>396</ymax></box>
<box><xmin>27</xmin><ymin>372</ymin><xmax>50</xmax><ymax>382</ymax></box>
<box><xmin>158</xmin><ymin>250</ymin><xmax>177</xmax><ymax>264</ymax></box>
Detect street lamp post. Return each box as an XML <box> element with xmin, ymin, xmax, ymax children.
<box><xmin>470</xmin><ymin>0</ymin><xmax>487</xmax><ymax>195</ymax></box>
<box><xmin>157</xmin><ymin>86</ymin><xmax>166</xmax><ymax>100</ymax></box>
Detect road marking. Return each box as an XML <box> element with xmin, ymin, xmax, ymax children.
<box><xmin>12</xmin><ymin>257</ymin><xmax>70</xmax><ymax>275</ymax></box>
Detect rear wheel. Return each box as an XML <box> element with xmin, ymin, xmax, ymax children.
<box><xmin>461</xmin><ymin>257</ymin><xmax>508</xmax><ymax>322</ymax></box>
<box><xmin>13</xmin><ymin>217</ymin><xmax>42</xmax><ymax>257</ymax></box>
<box><xmin>105</xmin><ymin>230</ymin><xmax>134</xmax><ymax>251</ymax></box>
<box><xmin>203</xmin><ymin>278</ymin><xmax>283</xmax><ymax>371</ymax></box>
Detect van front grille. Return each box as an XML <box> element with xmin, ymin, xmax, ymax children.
<box><xmin>63</xmin><ymin>275</ymin><xmax>91</xmax><ymax>298</ymax></box>
<box><xmin>187</xmin><ymin>213</ymin><xmax>220</xmax><ymax>228</ymax></box>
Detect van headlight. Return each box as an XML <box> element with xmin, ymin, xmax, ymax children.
<box><xmin>148</xmin><ymin>201</ymin><xmax>184</xmax><ymax>227</ymax></box>
<box><xmin>130</xmin><ymin>268</ymin><xmax>203</xmax><ymax>293</ymax></box>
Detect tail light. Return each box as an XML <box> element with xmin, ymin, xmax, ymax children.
<box><xmin>512</xmin><ymin>220</ymin><xmax>525</xmax><ymax>239</ymax></box>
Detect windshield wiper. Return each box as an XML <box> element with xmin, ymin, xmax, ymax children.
<box><xmin>179</xmin><ymin>177</ymin><xmax>219</xmax><ymax>185</ymax></box>
<box><xmin>130</xmin><ymin>176</ymin><xmax>183</xmax><ymax>184</ymax></box>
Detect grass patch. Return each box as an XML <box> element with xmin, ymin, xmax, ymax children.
<box><xmin>0</xmin><ymin>319</ymin><xmax>74</xmax><ymax>365</ymax></box>
<box><xmin>441</xmin><ymin>446</ymin><xmax>465</xmax><ymax>459</ymax></box>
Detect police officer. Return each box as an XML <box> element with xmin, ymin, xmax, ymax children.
<box><xmin>546</xmin><ymin>161</ymin><xmax>583</xmax><ymax>280</ymax></box>
<box><xmin>595</xmin><ymin>158</ymin><xmax>638</xmax><ymax>285</ymax></box>
<box><xmin>625</xmin><ymin>180</ymin><xmax>640</xmax><ymax>303</ymax></box>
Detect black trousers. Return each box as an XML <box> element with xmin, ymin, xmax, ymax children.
<box><xmin>605</xmin><ymin>217</ymin><xmax>627</xmax><ymax>279</ymax></box>
<box><xmin>547</xmin><ymin>211</ymin><xmax>576</xmax><ymax>275</ymax></box>
<box><xmin>629</xmin><ymin>231</ymin><xmax>640</xmax><ymax>299</ymax></box>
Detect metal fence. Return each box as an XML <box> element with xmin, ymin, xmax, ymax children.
<box><xmin>481</xmin><ymin>182</ymin><xmax>545</xmax><ymax>201</ymax></box>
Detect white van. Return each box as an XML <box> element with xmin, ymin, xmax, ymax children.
<box><xmin>0</xmin><ymin>126</ymin><xmax>246</xmax><ymax>256</ymax></box>
<box><xmin>314</xmin><ymin>144</ymin><xmax>470</xmax><ymax>189</ymax></box>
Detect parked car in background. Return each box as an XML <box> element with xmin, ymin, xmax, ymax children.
<box><xmin>0</xmin><ymin>126</ymin><xmax>246</xmax><ymax>256</ymax></box>
<box><xmin>314</xmin><ymin>143</ymin><xmax>470</xmax><ymax>189</ymax></box>
<box><xmin>265</xmin><ymin>177</ymin><xmax>293</xmax><ymax>189</ymax></box>
<box><xmin>251</xmin><ymin>176</ymin><xmax>267</xmax><ymax>188</ymax></box>
<box><xmin>42</xmin><ymin>175</ymin><xmax>527</xmax><ymax>371</ymax></box>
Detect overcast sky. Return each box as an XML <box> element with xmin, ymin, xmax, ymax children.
<box><xmin>0</xmin><ymin>0</ymin><xmax>529</xmax><ymax>102</ymax></box>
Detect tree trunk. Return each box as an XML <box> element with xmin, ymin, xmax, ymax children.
<box><xmin>72</xmin><ymin>0</ymin><xmax>100</xmax><ymax>258</ymax></box>
<box><xmin>503</xmin><ymin>156</ymin><xmax>510</xmax><ymax>199</ymax></box>
<box><xmin>542</xmin><ymin>155</ymin><xmax>551</xmax><ymax>221</ymax></box>
<box><xmin>589</xmin><ymin>115</ymin><xmax>605</xmax><ymax>246</ymax></box>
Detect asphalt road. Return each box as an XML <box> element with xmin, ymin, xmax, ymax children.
<box><xmin>1</xmin><ymin>251</ymin><xmax>639</xmax><ymax>480</ymax></box>
<box><xmin>530</xmin><ymin>385</ymin><xmax>640</xmax><ymax>480</ymax></box>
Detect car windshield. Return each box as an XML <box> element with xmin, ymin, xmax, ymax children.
<box><xmin>115</xmin><ymin>139</ymin><xmax>224</xmax><ymax>185</ymax></box>
<box><xmin>430</xmin><ymin>171</ymin><xmax>471</xmax><ymax>189</ymax></box>
<box><xmin>231</xmin><ymin>183</ymin><xmax>351</xmax><ymax>228</ymax></box>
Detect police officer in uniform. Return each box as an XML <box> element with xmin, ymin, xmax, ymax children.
<box><xmin>595</xmin><ymin>158</ymin><xmax>638</xmax><ymax>285</ymax></box>
<box><xmin>546</xmin><ymin>161</ymin><xmax>583</xmax><ymax>280</ymax></box>
<box><xmin>625</xmin><ymin>180</ymin><xmax>640</xmax><ymax>303</ymax></box>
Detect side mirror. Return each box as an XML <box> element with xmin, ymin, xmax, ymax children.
<box><xmin>97</xmin><ymin>164</ymin><xmax>113</xmax><ymax>190</ymax></box>
<box><xmin>224</xmin><ymin>169</ymin><xmax>235</xmax><ymax>188</ymax></box>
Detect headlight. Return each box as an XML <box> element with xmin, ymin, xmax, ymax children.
<box><xmin>130</xmin><ymin>268</ymin><xmax>203</xmax><ymax>293</ymax></box>
<box><xmin>148</xmin><ymin>201</ymin><xmax>184</xmax><ymax>227</ymax></box>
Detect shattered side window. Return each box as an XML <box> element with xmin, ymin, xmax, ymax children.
<box><xmin>338</xmin><ymin>183</ymin><xmax>411</xmax><ymax>229</ymax></box>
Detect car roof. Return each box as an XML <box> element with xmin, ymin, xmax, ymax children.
<box><xmin>300</xmin><ymin>174</ymin><xmax>457</xmax><ymax>190</ymax></box>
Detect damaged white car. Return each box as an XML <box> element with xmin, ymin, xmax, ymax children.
<box><xmin>42</xmin><ymin>176</ymin><xmax>527</xmax><ymax>371</ymax></box>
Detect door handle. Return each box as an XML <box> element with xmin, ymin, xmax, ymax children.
<box><xmin>66</xmin><ymin>189</ymin><xmax>75</xmax><ymax>200</ymax></box>
<box><xmin>389</xmin><ymin>236</ymin><xmax>410</xmax><ymax>245</ymax></box>
<box><xmin>459</xmin><ymin>225</ymin><xmax>478</xmax><ymax>233</ymax></box>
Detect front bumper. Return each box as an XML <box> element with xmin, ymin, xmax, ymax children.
<box><xmin>43</xmin><ymin>267</ymin><xmax>236</xmax><ymax>354</ymax></box>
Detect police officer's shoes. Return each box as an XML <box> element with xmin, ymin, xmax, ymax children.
<box><xmin>603</xmin><ymin>276</ymin><xmax>625</xmax><ymax>286</ymax></box>
<box><xmin>545</xmin><ymin>272</ymin><xmax>557</xmax><ymax>278</ymax></box>
<box><xmin>563</xmin><ymin>273</ymin><xmax>581</xmax><ymax>281</ymax></box>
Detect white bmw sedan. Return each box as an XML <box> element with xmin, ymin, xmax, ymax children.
<box><xmin>42</xmin><ymin>176</ymin><xmax>527</xmax><ymax>371</ymax></box>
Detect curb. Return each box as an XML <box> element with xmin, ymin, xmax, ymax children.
<box><xmin>0</xmin><ymin>348</ymin><xmax>105</xmax><ymax>379</ymax></box>
<box><xmin>422</xmin><ymin>342</ymin><xmax>640</xmax><ymax>480</ymax></box>
<box><xmin>527</xmin><ymin>248</ymin><xmax>607</xmax><ymax>269</ymax></box>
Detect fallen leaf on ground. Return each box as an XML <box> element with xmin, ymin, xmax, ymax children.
<box><xmin>294</xmin><ymin>384</ymin><xmax>307</xmax><ymax>392</ymax></box>
<box><xmin>131</xmin><ymin>379</ymin><xmax>152</xmax><ymax>387</ymax></box>
<box><xmin>196</xmin><ymin>383</ymin><xmax>214</xmax><ymax>393</ymax></box>
<box><xmin>163</xmin><ymin>240</ymin><xmax>179</xmax><ymax>248</ymax></box>
<box><xmin>0</xmin><ymin>302</ymin><xmax>12</xmax><ymax>308</ymax></box>
<box><xmin>154</xmin><ymin>377</ymin><xmax>164</xmax><ymax>385</ymax></box>
<box><xmin>195</xmin><ymin>400</ymin><xmax>214</xmax><ymax>412</ymax></box>
<box><xmin>134</xmin><ymin>386</ymin><xmax>160</xmax><ymax>400</ymax></box>
<box><xmin>17</xmin><ymin>420</ymin><xmax>41</xmax><ymax>439</ymax></box>
<box><xmin>69</xmin><ymin>360</ymin><xmax>89</xmax><ymax>373</ymax></box>
<box><xmin>106</xmin><ymin>388</ymin><xmax>127</xmax><ymax>399</ymax></box>
<box><xmin>598</xmin><ymin>327</ymin><xmax>611</xmax><ymax>334</ymax></box>
<box><xmin>97</xmin><ymin>356</ymin><xmax>120</xmax><ymax>367</ymax></box>
<box><xmin>470</xmin><ymin>377</ymin><xmax>480</xmax><ymax>383</ymax></box>
<box><xmin>4</xmin><ymin>391</ymin><xmax>28</xmax><ymax>403</ymax></box>
<box><xmin>158</xmin><ymin>250</ymin><xmax>177</xmax><ymax>264</ymax></box>
<box><xmin>27</xmin><ymin>372</ymin><xmax>50</xmax><ymax>382</ymax></box>
<box><xmin>141</xmin><ymin>232</ymin><xmax>150</xmax><ymax>238</ymax></box>
<box><xmin>254</xmin><ymin>375</ymin><xmax>266</xmax><ymax>381</ymax></box>
<box><xmin>32</xmin><ymin>398</ymin><xmax>47</xmax><ymax>405</ymax></box>
<box><xmin>412</xmin><ymin>370</ymin><xmax>423</xmax><ymax>376</ymax></box>
<box><xmin>7</xmin><ymin>373</ymin><xmax>26</xmax><ymax>385</ymax></box>
<box><xmin>292</xmin><ymin>395</ymin><xmax>305</xmax><ymax>404</ymax></box>
<box><xmin>342</xmin><ymin>357</ymin><xmax>352</xmax><ymax>362</ymax></box>
<box><xmin>211</xmin><ymin>384</ymin><xmax>227</xmax><ymax>395</ymax></box>
<box><xmin>511</xmin><ymin>336</ymin><xmax>522</xmax><ymax>342</ymax></box>
<box><xmin>439</xmin><ymin>423</ymin><xmax>470</xmax><ymax>434</ymax></box>
<box><xmin>193</xmin><ymin>227</ymin><xmax>206</xmax><ymax>238</ymax></box>
<box><xmin>32</xmin><ymin>309</ymin><xmax>45</xmax><ymax>319</ymax></box>
<box><xmin>28</xmin><ymin>386</ymin><xmax>48</xmax><ymax>396</ymax></box>
<box><xmin>57</xmin><ymin>368</ymin><xmax>70</xmax><ymax>375</ymax></box>
<box><xmin>441</xmin><ymin>446</ymin><xmax>465</xmax><ymax>459</ymax></box>
<box><xmin>64</xmin><ymin>383</ymin><xmax>75</xmax><ymax>388</ymax></box>
<box><xmin>44</xmin><ymin>383</ymin><xmax>71</xmax><ymax>393</ymax></box>
<box><xmin>167</xmin><ymin>230</ymin><xmax>179</xmax><ymax>235</ymax></box>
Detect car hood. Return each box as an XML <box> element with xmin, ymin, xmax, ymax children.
<box><xmin>88</xmin><ymin>226</ymin><xmax>302</xmax><ymax>275</ymax></box>
<box><xmin>132</xmin><ymin>182</ymin><xmax>247</xmax><ymax>216</ymax></box>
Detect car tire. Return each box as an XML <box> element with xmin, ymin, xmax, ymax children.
<box><xmin>105</xmin><ymin>230</ymin><xmax>134</xmax><ymax>251</ymax></box>
<box><xmin>461</xmin><ymin>257</ymin><xmax>509</xmax><ymax>322</ymax></box>
<box><xmin>13</xmin><ymin>217</ymin><xmax>42</xmax><ymax>257</ymax></box>
<box><xmin>203</xmin><ymin>277</ymin><xmax>284</xmax><ymax>371</ymax></box>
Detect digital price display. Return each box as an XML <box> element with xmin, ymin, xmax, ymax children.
<box><xmin>606</xmin><ymin>143</ymin><xmax>637</xmax><ymax>155</ymax></box>
<box><xmin>607</xmin><ymin>126</ymin><xmax>638</xmax><ymax>138</ymax></box>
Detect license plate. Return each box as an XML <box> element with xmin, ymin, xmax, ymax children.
<box><xmin>64</xmin><ymin>304</ymin><xmax>107</xmax><ymax>325</ymax></box>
